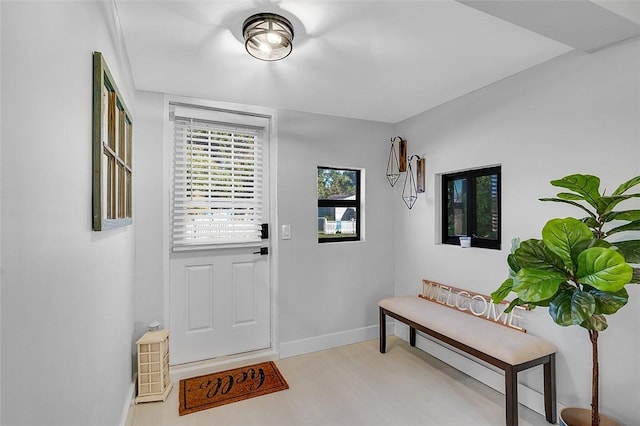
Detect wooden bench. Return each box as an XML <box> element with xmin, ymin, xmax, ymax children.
<box><xmin>379</xmin><ymin>295</ymin><xmax>557</xmax><ymax>426</ymax></box>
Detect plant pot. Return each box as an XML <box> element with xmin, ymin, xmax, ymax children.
<box><xmin>559</xmin><ymin>407</ymin><xmax>620</xmax><ymax>426</ymax></box>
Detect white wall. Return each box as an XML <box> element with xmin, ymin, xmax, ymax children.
<box><xmin>394</xmin><ymin>40</ymin><xmax>640</xmax><ymax>424</ymax></box>
<box><xmin>0</xmin><ymin>1</ymin><xmax>136</xmax><ymax>425</ymax></box>
<box><xmin>277</xmin><ymin>110</ymin><xmax>396</xmax><ymax>354</ymax></box>
<box><xmin>133</xmin><ymin>91</ymin><xmax>167</xmax><ymax>341</ymax></box>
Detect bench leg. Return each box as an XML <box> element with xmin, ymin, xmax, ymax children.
<box><xmin>505</xmin><ymin>366</ymin><xmax>518</xmax><ymax>426</ymax></box>
<box><xmin>379</xmin><ymin>307</ymin><xmax>386</xmax><ymax>353</ymax></box>
<box><xmin>544</xmin><ymin>354</ymin><xmax>557</xmax><ymax>423</ymax></box>
<box><xmin>409</xmin><ymin>326</ymin><xmax>416</xmax><ymax>347</ymax></box>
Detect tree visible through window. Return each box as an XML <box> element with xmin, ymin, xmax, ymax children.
<box><xmin>317</xmin><ymin>167</ymin><xmax>361</xmax><ymax>243</ymax></box>
<box><xmin>442</xmin><ymin>166</ymin><xmax>500</xmax><ymax>249</ymax></box>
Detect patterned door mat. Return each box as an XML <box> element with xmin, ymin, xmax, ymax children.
<box><xmin>178</xmin><ymin>361</ymin><xmax>289</xmax><ymax>416</ymax></box>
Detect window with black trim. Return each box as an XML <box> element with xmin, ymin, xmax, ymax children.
<box><xmin>317</xmin><ymin>167</ymin><xmax>361</xmax><ymax>243</ymax></box>
<box><xmin>442</xmin><ymin>166</ymin><xmax>501</xmax><ymax>249</ymax></box>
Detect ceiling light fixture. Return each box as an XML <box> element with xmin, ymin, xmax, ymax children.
<box><xmin>243</xmin><ymin>13</ymin><xmax>294</xmax><ymax>61</ymax></box>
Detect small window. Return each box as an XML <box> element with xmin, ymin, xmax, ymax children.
<box><xmin>317</xmin><ymin>167</ymin><xmax>361</xmax><ymax>243</ymax></box>
<box><xmin>442</xmin><ymin>166</ymin><xmax>501</xmax><ymax>249</ymax></box>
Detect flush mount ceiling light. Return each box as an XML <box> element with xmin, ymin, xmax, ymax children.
<box><xmin>243</xmin><ymin>13</ymin><xmax>294</xmax><ymax>61</ymax></box>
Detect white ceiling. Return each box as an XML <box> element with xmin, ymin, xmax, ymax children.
<box><xmin>116</xmin><ymin>0</ymin><xmax>640</xmax><ymax>123</ymax></box>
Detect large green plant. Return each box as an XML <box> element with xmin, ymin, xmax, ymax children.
<box><xmin>540</xmin><ymin>174</ymin><xmax>640</xmax><ymax>275</ymax></box>
<box><xmin>492</xmin><ymin>174</ymin><xmax>640</xmax><ymax>426</ymax></box>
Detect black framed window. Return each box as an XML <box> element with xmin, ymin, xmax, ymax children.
<box><xmin>317</xmin><ymin>167</ymin><xmax>361</xmax><ymax>243</ymax></box>
<box><xmin>442</xmin><ymin>166</ymin><xmax>501</xmax><ymax>249</ymax></box>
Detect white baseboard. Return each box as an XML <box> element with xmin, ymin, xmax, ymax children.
<box><xmin>119</xmin><ymin>348</ymin><xmax>279</xmax><ymax>423</ymax></box>
<box><xmin>393</xmin><ymin>322</ymin><xmax>566</xmax><ymax>418</ymax></box>
<box><xmin>169</xmin><ymin>348</ymin><xmax>279</xmax><ymax>382</ymax></box>
<box><xmin>119</xmin><ymin>378</ymin><xmax>136</xmax><ymax>426</ymax></box>
<box><xmin>280</xmin><ymin>322</ymin><xmax>395</xmax><ymax>359</ymax></box>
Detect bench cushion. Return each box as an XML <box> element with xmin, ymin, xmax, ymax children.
<box><xmin>379</xmin><ymin>296</ymin><xmax>557</xmax><ymax>366</ymax></box>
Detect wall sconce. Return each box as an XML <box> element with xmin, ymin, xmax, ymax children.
<box><xmin>243</xmin><ymin>13</ymin><xmax>294</xmax><ymax>61</ymax></box>
<box><xmin>402</xmin><ymin>155</ymin><xmax>425</xmax><ymax>209</ymax></box>
<box><xmin>386</xmin><ymin>136</ymin><xmax>406</xmax><ymax>187</ymax></box>
<box><xmin>386</xmin><ymin>136</ymin><xmax>425</xmax><ymax>209</ymax></box>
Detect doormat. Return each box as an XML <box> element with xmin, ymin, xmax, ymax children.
<box><xmin>178</xmin><ymin>361</ymin><xmax>289</xmax><ymax>416</ymax></box>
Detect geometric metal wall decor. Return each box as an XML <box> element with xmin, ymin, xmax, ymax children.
<box><xmin>402</xmin><ymin>155</ymin><xmax>425</xmax><ymax>209</ymax></box>
<box><xmin>386</xmin><ymin>136</ymin><xmax>406</xmax><ymax>187</ymax></box>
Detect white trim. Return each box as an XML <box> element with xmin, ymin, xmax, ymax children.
<box><xmin>169</xmin><ymin>349</ymin><xmax>279</xmax><ymax>382</ymax></box>
<box><xmin>279</xmin><ymin>323</ymin><xmax>395</xmax><ymax>359</ymax></box>
<box><xmin>165</xmin><ymin>95</ymin><xmax>275</xmax><ymax>121</ymax></box>
<box><xmin>118</xmin><ymin>378</ymin><xmax>136</xmax><ymax>426</ymax></box>
<box><xmin>162</xmin><ymin>98</ymin><xmax>172</xmax><ymax>339</ymax></box>
<box><xmin>172</xmin><ymin>103</ymin><xmax>270</xmax><ymax>128</ymax></box>
<box><xmin>162</xmin><ymin>94</ymin><xmax>278</xmax><ymax>363</ymax></box>
<box><xmin>268</xmin><ymin>109</ymin><xmax>280</xmax><ymax>359</ymax></box>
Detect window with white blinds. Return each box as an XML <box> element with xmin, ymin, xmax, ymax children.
<box><xmin>171</xmin><ymin>110</ymin><xmax>264</xmax><ymax>250</ymax></box>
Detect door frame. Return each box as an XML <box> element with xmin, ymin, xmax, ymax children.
<box><xmin>161</xmin><ymin>94</ymin><xmax>280</xmax><ymax>368</ymax></box>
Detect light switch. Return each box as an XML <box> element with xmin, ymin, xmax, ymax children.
<box><xmin>282</xmin><ymin>224</ymin><xmax>291</xmax><ymax>240</ymax></box>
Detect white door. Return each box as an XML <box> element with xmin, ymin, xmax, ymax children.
<box><xmin>170</xmin><ymin>248</ymin><xmax>270</xmax><ymax>365</ymax></box>
<box><xmin>168</xmin><ymin>103</ymin><xmax>271</xmax><ymax>365</ymax></box>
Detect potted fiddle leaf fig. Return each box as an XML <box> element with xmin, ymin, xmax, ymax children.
<box><xmin>492</xmin><ymin>174</ymin><xmax>640</xmax><ymax>426</ymax></box>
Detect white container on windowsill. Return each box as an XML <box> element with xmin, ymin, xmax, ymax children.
<box><xmin>459</xmin><ymin>236</ymin><xmax>471</xmax><ymax>248</ymax></box>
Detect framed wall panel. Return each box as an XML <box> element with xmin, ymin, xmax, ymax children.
<box><xmin>92</xmin><ymin>51</ymin><xmax>133</xmax><ymax>231</ymax></box>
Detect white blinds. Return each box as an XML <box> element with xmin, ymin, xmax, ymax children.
<box><xmin>171</xmin><ymin>113</ymin><xmax>264</xmax><ymax>250</ymax></box>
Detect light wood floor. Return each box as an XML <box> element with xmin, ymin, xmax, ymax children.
<box><xmin>130</xmin><ymin>337</ymin><xmax>554</xmax><ymax>426</ymax></box>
